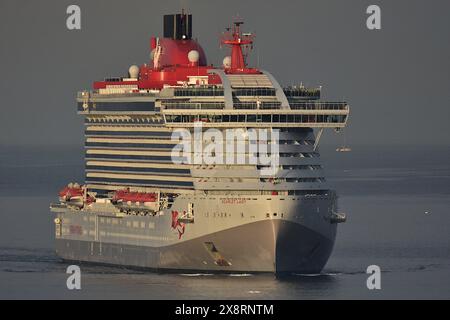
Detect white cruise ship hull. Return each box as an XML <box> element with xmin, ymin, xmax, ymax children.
<box><xmin>53</xmin><ymin>195</ymin><xmax>337</xmax><ymax>274</ymax></box>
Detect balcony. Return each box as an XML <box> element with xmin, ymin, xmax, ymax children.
<box><xmin>283</xmin><ymin>86</ymin><xmax>321</xmax><ymax>99</ymax></box>
<box><xmin>162</xmin><ymin>104</ymin><xmax>350</xmax><ymax>128</ymax></box>
<box><xmin>289</xmin><ymin>102</ymin><xmax>347</xmax><ymax>110</ymax></box>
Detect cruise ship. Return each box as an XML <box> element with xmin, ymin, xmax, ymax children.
<box><xmin>50</xmin><ymin>12</ymin><xmax>349</xmax><ymax>274</ymax></box>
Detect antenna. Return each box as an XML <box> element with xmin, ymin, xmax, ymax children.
<box><xmin>256</xmin><ymin>44</ymin><xmax>260</xmax><ymax>68</ymax></box>
<box><xmin>220</xmin><ymin>17</ymin><xmax>255</xmax><ymax>71</ymax></box>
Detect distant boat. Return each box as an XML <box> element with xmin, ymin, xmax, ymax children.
<box><xmin>336</xmin><ymin>146</ymin><xmax>351</xmax><ymax>152</ymax></box>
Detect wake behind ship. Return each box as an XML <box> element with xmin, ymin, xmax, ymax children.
<box><xmin>50</xmin><ymin>12</ymin><xmax>349</xmax><ymax>274</ymax></box>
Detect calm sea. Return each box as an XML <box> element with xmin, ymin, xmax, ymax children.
<box><xmin>0</xmin><ymin>145</ymin><xmax>449</xmax><ymax>299</ymax></box>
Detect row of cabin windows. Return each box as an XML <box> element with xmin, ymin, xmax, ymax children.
<box><xmin>198</xmin><ymin>139</ymin><xmax>313</xmax><ymax>145</ymax></box>
<box><xmin>205</xmin><ymin>152</ymin><xmax>319</xmax><ymax>158</ymax></box>
<box><xmin>163</xmin><ymin>101</ymin><xmax>346</xmax><ymax>111</ymax></box>
<box><xmin>232</xmin><ymin>88</ymin><xmax>276</xmax><ymax>96</ymax></box>
<box><xmin>165</xmin><ymin>114</ymin><xmax>345</xmax><ymax>123</ymax></box>
<box><xmin>164</xmin><ymin>101</ymin><xmax>281</xmax><ymax>110</ymax></box>
<box><xmin>260</xmin><ymin>178</ymin><xmax>326</xmax><ymax>183</ymax></box>
<box><xmin>289</xmin><ymin>102</ymin><xmax>347</xmax><ymax>110</ymax></box>
<box><xmin>96</xmin><ymin>217</ymin><xmax>156</xmax><ymax>229</ymax></box>
<box><xmin>283</xmin><ymin>87</ymin><xmax>321</xmax><ymax>97</ymax></box>
<box><xmin>233</xmin><ymin>101</ymin><xmax>281</xmax><ymax>109</ymax></box>
<box><xmin>257</xmin><ymin>165</ymin><xmax>322</xmax><ymax>170</ymax></box>
<box><xmin>197</xmin><ymin>177</ymin><xmax>324</xmax><ymax>183</ymax></box>
<box><xmin>163</xmin><ymin>102</ymin><xmax>225</xmax><ymax>110</ymax></box>
<box><xmin>193</xmin><ymin>165</ymin><xmax>321</xmax><ymax>170</ymax></box>
<box><xmin>174</xmin><ymin>88</ymin><xmax>224</xmax><ymax>96</ymax></box>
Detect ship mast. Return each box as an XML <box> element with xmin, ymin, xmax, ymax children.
<box><xmin>221</xmin><ymin>20</ymin><xmax>255</xmax><ymax>72</ymax></box>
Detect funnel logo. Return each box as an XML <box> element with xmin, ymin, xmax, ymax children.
<box><xmin>171</xmin><ymin>210</ymin><xmax>186</xmax><ymax>239</ymax></box>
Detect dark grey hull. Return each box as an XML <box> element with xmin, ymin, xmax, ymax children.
<box><xmin>56</xmin><ymin>219</ymin><xmax>335</xmax><ymax>274</ymax></box>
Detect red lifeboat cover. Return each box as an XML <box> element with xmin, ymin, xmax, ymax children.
<box><xmin>59</xmin><ymin>186</ymin><xmax>83</xmax><ymax>199</ymax></box>
<box><xmin>113</xmin><ymin>189</ymin><xmax>157</xmax><ymax>203</ymax></box>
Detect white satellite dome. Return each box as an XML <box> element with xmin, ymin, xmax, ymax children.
<box><xmin>223</xmin><ymin>56</ymin><xmax>231</xmax><ymax>68</ymax></box>
<box><xmin>188</xmin><ymin>50</ymin><xmax>200</xmax><ymax>63</ymax></box>
<box><xmin>128</xmin><ymin>65</ymin><xmax>139</xmax><ymax>79</ymax></box>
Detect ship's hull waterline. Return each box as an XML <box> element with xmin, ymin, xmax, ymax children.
<box><xmin>56</xmin><ymin>217</ymin><xmax>335</xmax><ymax>274</ymax></box>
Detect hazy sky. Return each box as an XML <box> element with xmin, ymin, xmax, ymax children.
<box><xmin>0</xmin><ymin>0</ymin><xmax>449</xmax><ymax>147</ymax></box>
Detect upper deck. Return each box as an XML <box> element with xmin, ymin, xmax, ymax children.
<box><xmin>76</xmin><ymin>81</ymin><xmax>349</xmax><ymax>129</ymax></box>
<box><xmin>75</xmin><ymin>13</ymin><xmax>349</xmax><ymax>130</ymax></box>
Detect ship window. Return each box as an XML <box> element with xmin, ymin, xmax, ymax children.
<box><xmin>273</xmin><ymin>115</ymin><xmax>280</xmax><ymax>122</ymax></box>
<box><xmin>262</xmin><ymin>115</ymin><xmax>271</xmax><ymax>122</ymax></box>
<box><xmin>223</xmin><ymin>115</ymin><xmax>230</xmax><ymax>122</ymax></box>
<box><xmin>266</xmin><ymin>213</ymin><xmax>270</xmax><ymax>218</ymax></box>
<box><xmin>247</xmin><ymin>114</ymin><xmax>256</xmax><ymax>122</ymax></box>
<box><xmin>230</xmin><ymin>115</ymin><xmax>238</xmax><ymax>122</ymax></box>
<box><xmin>238</xmin><ymin>115</ymin><xmax>246</xmax><ymax>122</ymax></box>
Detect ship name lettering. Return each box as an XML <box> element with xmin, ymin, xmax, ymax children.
<box><xmin>221</xmin><ymin>198</ymin><xmax>246</xmax><ymax>205</ymax></box>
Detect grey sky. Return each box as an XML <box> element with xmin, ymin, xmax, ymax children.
<box><xmin>0</xmin><ymin>0</ymin><xmax>449</xmax><ymax>147</ymax></box>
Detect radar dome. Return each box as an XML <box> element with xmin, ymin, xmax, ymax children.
<box><xmin>223</xmin><ymin>56</ymin><xmax>231</xmax><ymax>68</ymax></box>
<box><xmin>128</xmin><ymin>65</ymin><xmax>139</xmax><ymax>79</ymax></box>
<box><xmin>188</xmin><ymin>50</ymin><xmax>200</xmax><ymax>63</ymax></box>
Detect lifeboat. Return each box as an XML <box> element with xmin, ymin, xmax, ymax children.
<box><xmin>58</xmin><ymin>183</ymin><xmax>94</xmax><ymax>208</ymax></box>
<box><xmin>112</xmin><ymin>189</ymin><xmax>159</xmax><ymax>212</ymax></box>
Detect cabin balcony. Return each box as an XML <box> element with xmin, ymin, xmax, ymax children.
<box><xmin>162</xmin><ymin>104</ymin><xmax>349</xmax><ymax>128</ymax></box>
